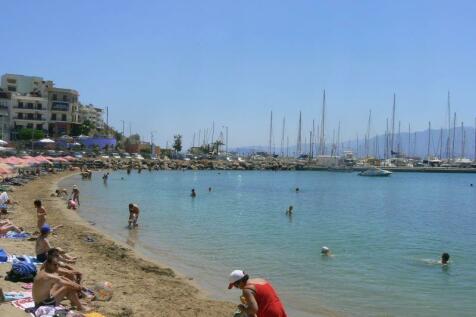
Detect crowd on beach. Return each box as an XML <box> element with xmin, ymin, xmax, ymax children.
<box><xmin>0</xmin><ymin>164</ymin><xmax>112</xmax><ymax>316</ymax></box>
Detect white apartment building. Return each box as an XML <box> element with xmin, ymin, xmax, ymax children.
<box><xmin>0</xmin><ymin>91</ymin><xmax>12</xmax><ymax>140</ymax></box>
<box><xmin>79</xmin><ymin>104</ymin><xmax>105</xmax><ymax>130</ymax></box>
<box><xmin>0</xmin><ymin>73</ymin><xmax>82</xmax><ymax>138</ymax></box>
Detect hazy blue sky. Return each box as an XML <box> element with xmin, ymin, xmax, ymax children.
<box><xmin>1</xmin><ymin>1</ymin><xmax>475</xmax><ymax>148</ymax></box>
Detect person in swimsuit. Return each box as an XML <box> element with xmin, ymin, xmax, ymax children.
<box><xmin>36</xmin><ymin>225</ymin><xmax>52</xmax><ymax>263</ymax></box>
<box><xmin>0</xmin><ymin>219</ymin><xmax>23</xmax><ymax>235</ymax></box>
<box><xmin>71</xmin><ymin>185</ymin><xmax>80</xmax><ymax>206</ymax></box>
<box><xmin>228</xmin><ymin>270</ymin><xmax>287</xmax><ymax>317</ymax></box>
<box><xmin>35</xmin><ymin>200</ymin><xmax>47</xmax><ymax>230</ymax></box>
<box><xmin>191</xmin><ymin>189</ymin><xmax>197</xmax><ymax>198</ymax></box>
<box><xmin>440</xmin><ymin>252</ymin><xmax>450</xmax><ymax>265</ymax></box>
<box><xmin>32</xmin><ymin>256</ymin><xmax>90</xmax><ymax>312</ymax></box>
<box><xmin>128</xmin><ymin>203</ymin><xmax>140</xmax><ymax>228</ymax></box>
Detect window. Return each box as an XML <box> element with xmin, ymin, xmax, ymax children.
<box><xmin>6</xmin><ymin>78</ymin><xmax>16</xmax><ymax>84</ymax></box>
<box><xmin>18</xmin><ymin>102</ymin><xmax>24</xmax><ymax>108</ymax></box>
<box><xmin>36</xmin><ymin>114</ymin><xmax>42</xmax><ymax>120</ymax></box>
<box><xmin>7</xmin><ymin>86</ymin><xmax>16</xmax><ymax>92</ymax></box>
<box><xmin>37</xmin><ymin>103</ymin><xmax>42</xmax><ymax>110</ymax></box>
<box><xmin>63</xmin><ymin>95</ymin><xmax>68</xmax><ymax>102</ymax></box>
<box><xmin>27</xmin><ymin>113</ymin><xmax>34</xmax><ymax>120</ymax></box>
<box><xmin>52</xmin><ymin>94</ymin><xmax>57</xmax><ymax>101</ymax></box>
<box><xmin>18</xmin><ymin>113</ymin><xmax>23</xmax><ymax>119</ymax></box>
<box><xmin>51</xmin><ymin>113</ymin><xmax>57</xmax><ymax>120</ymax></box>
<box><xmin>36</xmin><ymin>124</ymin><xmax>43</xmax><ymax>130</ymax></box>
<box><xmin>62</xmin><ymin>114</ymin><xmax>67</xmax><ymax>121</ymax></box>
<box><xmin>27</xmin><ymin>123</ymin><xmax>33</xmax><ymax>129</ymax></box>
<box><xmin>27</xmin><ymin>103</ymin><xmax>33</xmax><ymax>109</ymax></box>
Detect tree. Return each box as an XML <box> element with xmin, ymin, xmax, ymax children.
<box><xmin>173</xmin><ymin>134</ymin><xmax>182</xmax><ymax>152</ymax></box>
<box><xmin>18</xmin><ymin>128</ymin><xmax>44</xmax><ymax>141</ymax></box>
<box><xmin>79</xmin><ymin>120</ymin><xmax>94</xmax><ymax>136</ymax></box>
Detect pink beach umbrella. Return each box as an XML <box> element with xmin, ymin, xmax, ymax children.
<box><xmin>3</xmin><ymin>156</ymin><xmax>23</xmax><ymax>165</ymax></box>
<box><xmin>0</xmin><ymin>164</ymin><xmax>14</xmax><ymax>175</ymax></box>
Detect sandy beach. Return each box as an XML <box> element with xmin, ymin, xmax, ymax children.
<box><xmin>0</xmin><ymin>171</ymin><xmax>235</xmax><ymax>316</ymax></box>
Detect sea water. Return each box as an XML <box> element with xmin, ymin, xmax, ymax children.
<box><xmin>60</xmin><ymin>171</ymin><xmax>476</xmax><ymax>317</ymax></box>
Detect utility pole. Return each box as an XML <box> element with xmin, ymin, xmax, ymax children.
<box><xmin>106</xmin><ymin>106</ymin><xmax>109</xmax><ymax>137</ymax></box>
<box><xmin>120</xmin><ymin>120</ymin><xmax>125</xmax><ymax>137</ymax></box>
<box><xmin>319</xmin><ymin>90</ymin><xmax>326</xmax><ymax>155</ymax></box>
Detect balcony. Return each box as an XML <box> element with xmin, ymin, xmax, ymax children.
<box><xmin>51</xmin><ymin>101</ymin><xmax>69</xmax><ymax>111</ymax></box>
<box><xmin>14</xmin><ymin>116</ymin><xmax>46</xmax><ymax>121</ymax></box>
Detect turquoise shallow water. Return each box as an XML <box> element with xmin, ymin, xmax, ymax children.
<box><xmin>60</xmin><ymin>171</ymin><xmax>476</xmax><ymax>317</ymax></box>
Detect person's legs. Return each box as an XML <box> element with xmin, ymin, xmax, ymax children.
<box><xmin>51</xmin><ymin>285</ymin><xmax>83</xmax><ymax>310</ymax></box>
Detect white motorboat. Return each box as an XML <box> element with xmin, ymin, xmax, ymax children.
<box><xmin>358</xmin><ymin>168</ymin><xmax>392</xmax><ymax>177</ymax></box>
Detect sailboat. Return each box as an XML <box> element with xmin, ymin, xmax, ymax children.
<box><xmin>358</xmin><ymin>167</ymin><xmax>392</xmax><ymax>177</ymax></box>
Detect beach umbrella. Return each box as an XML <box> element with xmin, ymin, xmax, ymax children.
<box><xmin>64</xmin><ymin>156</ymin><xmax>76</xmax><ymax>161</ymax></box>
<box><xmin>3</xmin><ymin>156</ymin><xmax>23</xmax><ymax>165</ymax></box>
<box><xmin>0</xmin><ymin>140</ymin><xmax>8</xmax><ymax>145</ymax></box>
<box><xmin>34</xmin><ymin>156</ymin><xmax>53</xmax><ymax>164</ymax></box>
<box><xmin>0</xmin><ymin>164</ymin><xmax>14</xmax><ymax>175</ymax></box>
<box><xmin>39</xmin><ymin>138</ymin><xmax>55</xmax><ymax>144</ymax></box>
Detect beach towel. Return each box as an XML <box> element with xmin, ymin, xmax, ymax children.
<box><xmin>7</xmin><ymin>255</ymin><xmax>41</xmax><ymax>264</ymax></box>
<box><xmin>85</xmin><ymin>313</ymin><xmax>107</xmax><ymax>317</ymax></box>
<box><xmin>3</xmin><ymin>291</ymin><xmax>32</xmax><ymax>301</ymax></box>
<box><xmin>0</xmin><ymin>231</ymin><xmax>31</xmax><ymax>239</ymax></box>
<box><xmin>11</xmin><ymin>296</ymin><xmax>35</xmax><ymax>310</ymax></box>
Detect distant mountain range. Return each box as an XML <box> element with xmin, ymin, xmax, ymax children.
<box><xmin>231</xmin><ymin>127</ymin><xmax>476</xmax><ymax>159</ymax></box>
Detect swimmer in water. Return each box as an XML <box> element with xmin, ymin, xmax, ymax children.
<box><xmin>295</xmin><ymin>187</ymin><xmax>300</xmax><ymax>192</ymax></box>
<box><xmin>286</xmin><ymin>205</ymin><xmax>293</xmax><ymax>216</ymax></box>
<box><xmin>440</xmin><ymin>252</ymin><xmax>450</xmax><ymax>265</ymax></box>
<box><xmin>321</xmin><ymin>246</ymin><xmax>331</xmax><ymax>256</ymax></box>
<box><xmin>208</xmin><ymin>187</ymin><xmax>212</xmax><ymax>192</ymax></box>
<box><xmin>191</xmin><ymin>189</ymin><xmax>196</xmax><ymax>198</ymax></box>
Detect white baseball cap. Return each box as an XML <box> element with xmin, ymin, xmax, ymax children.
<box><xmin>228</xmin><ymin>270</ymin><xmax>245</xmax><ymax>289</ymax></box>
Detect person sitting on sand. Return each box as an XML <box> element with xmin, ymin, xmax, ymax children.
<box><xmin>128</xmin><ymin>203</ymin><xmax>140</xmax><ymax>228</ymax></box>
<box><xmin>40</xmin><ymin>248</ymin><xmax>82</xmax><ymax>284</ymax></box>
<box><xmin>36</xmin><ymin>225</ymin><xmax>77</xmax><ymax>264</ymax></box>
<box><xmin>228</xmin><ymin>270</ymin><xmax>287</xmax><ymax>317</ymax></box>
<box><xmin>440</xmin><ymin>252</ymin><xmax>450</xmax><ymax>265</ymax></box>
<box><xmin>321</xmin><ymin>246</ymin><xmax>332</xmax><ymax>256</ymax></box>
<box><xmin>285</xmin><ymin>206</ymin><xmax>293</xmax><ymax>216</ymax></box>
<box><xmin>191</xmin><ymin>189</ymin><xmax>197</xmax><ymax>198</ymax></box>
<box><xmin>32</xmin><ymin>256</ymin><xmax>90</xmax><ymax>312</ymax></box>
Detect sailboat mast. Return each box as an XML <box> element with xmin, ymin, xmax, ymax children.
<box><xmin>439</xmin><ymin>128</ymin><xmax>443</xmax><ymax>159</ymax></box>
<box><xmin>366</xmin><ymin>110</ymin><xmax>371</xmax><ymax>158</ymax></box>
<box><xmin>311</xmin><ymin>119</ymin><xmax>315</xmax><ymax>158</ymax></box>
<box><xmin>408</xmin><ymin>123</ymin><xmax>411</xmax><ymax>158</ymax></box>
<box><xmin>461</xmin><ymin>122</ymin><xmax>464</xmax><ymax>158</ymax></box>
<box><xmin>268</xmin><ymin>111</ymin><xmax>273</xmax><ymax>155</ymax></box>
<box><xmin>385</xmin><ymin>118</ymin><xmax>389</xmax><ymax>159</ymax></box>
<box><xmin>319</xmin><ymin>90</ymin><xmax>326</xmax><ymax>155</ymax></box>
<box><xmin>337</xmin><ymin>121</ymin><xmax>341</xmax><ymax>156</ymax></box>
<box><xmin>427</xmin><ymin>121</ymin><xmax>431</xmax><ymax>160</ymax></box>
<box><xmin>452</xmin><ymin>112</ymin><xmax>456</xmax><ymax>160</ymax></box>
<box><xmin>281</xmin><ymin>117</ymin><xmax>286</xmax><ymax>157</ymax></box>
<box><xmin>447</xmin><ymin>91</ymin><xmax>451</xmax><ymax>159</ymax></box>
<box><xmin>391</xmin><ymin>93</ymin><xmax>396</xmax><ymax>155</ymax></box>
<box><xmin>297</xmin><ymin>111</ymin><xmax>302</xmax><ymax>155</ymax></box>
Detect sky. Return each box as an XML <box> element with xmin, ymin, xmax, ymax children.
<box><xmin>1</xmin><ymin>0</ymin><xmax>475</xmax><ymax>149</ymax></box>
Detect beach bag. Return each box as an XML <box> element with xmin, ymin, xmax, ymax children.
<box><xmin>5</xmin><ymin>260</ymin><xmax>37</xmax><ymax>282</ymax></box>
<box><xmin>0</xmin><ymin>249</ymin><xmax>8</xmax><ymax>262</ymax></box>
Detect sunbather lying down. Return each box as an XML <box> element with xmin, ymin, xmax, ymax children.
<box><xmin>33</xmin><ymin>256</ymin><xmax>91</xmax><ymax>312</ymax></box>
<box><xmin>0</xmin><ymin>219</ymin><xmax>23</xmax><ymax>235</ymax></box>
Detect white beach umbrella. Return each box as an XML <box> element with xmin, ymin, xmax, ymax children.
<box><xmin>0</xmin><ymin>140</ymin><xmax>8</xmax><ymax>145</ymax></box>
<box><xmin>39</xmin><ymin>138</ymin><xmax>55</xmax><ymax>143</ymax></box>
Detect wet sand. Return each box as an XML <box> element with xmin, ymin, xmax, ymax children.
<box><xmin>0</xmin><ymin>171</ymin><xmax>235</xmax><ymax>316</ymax></box>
